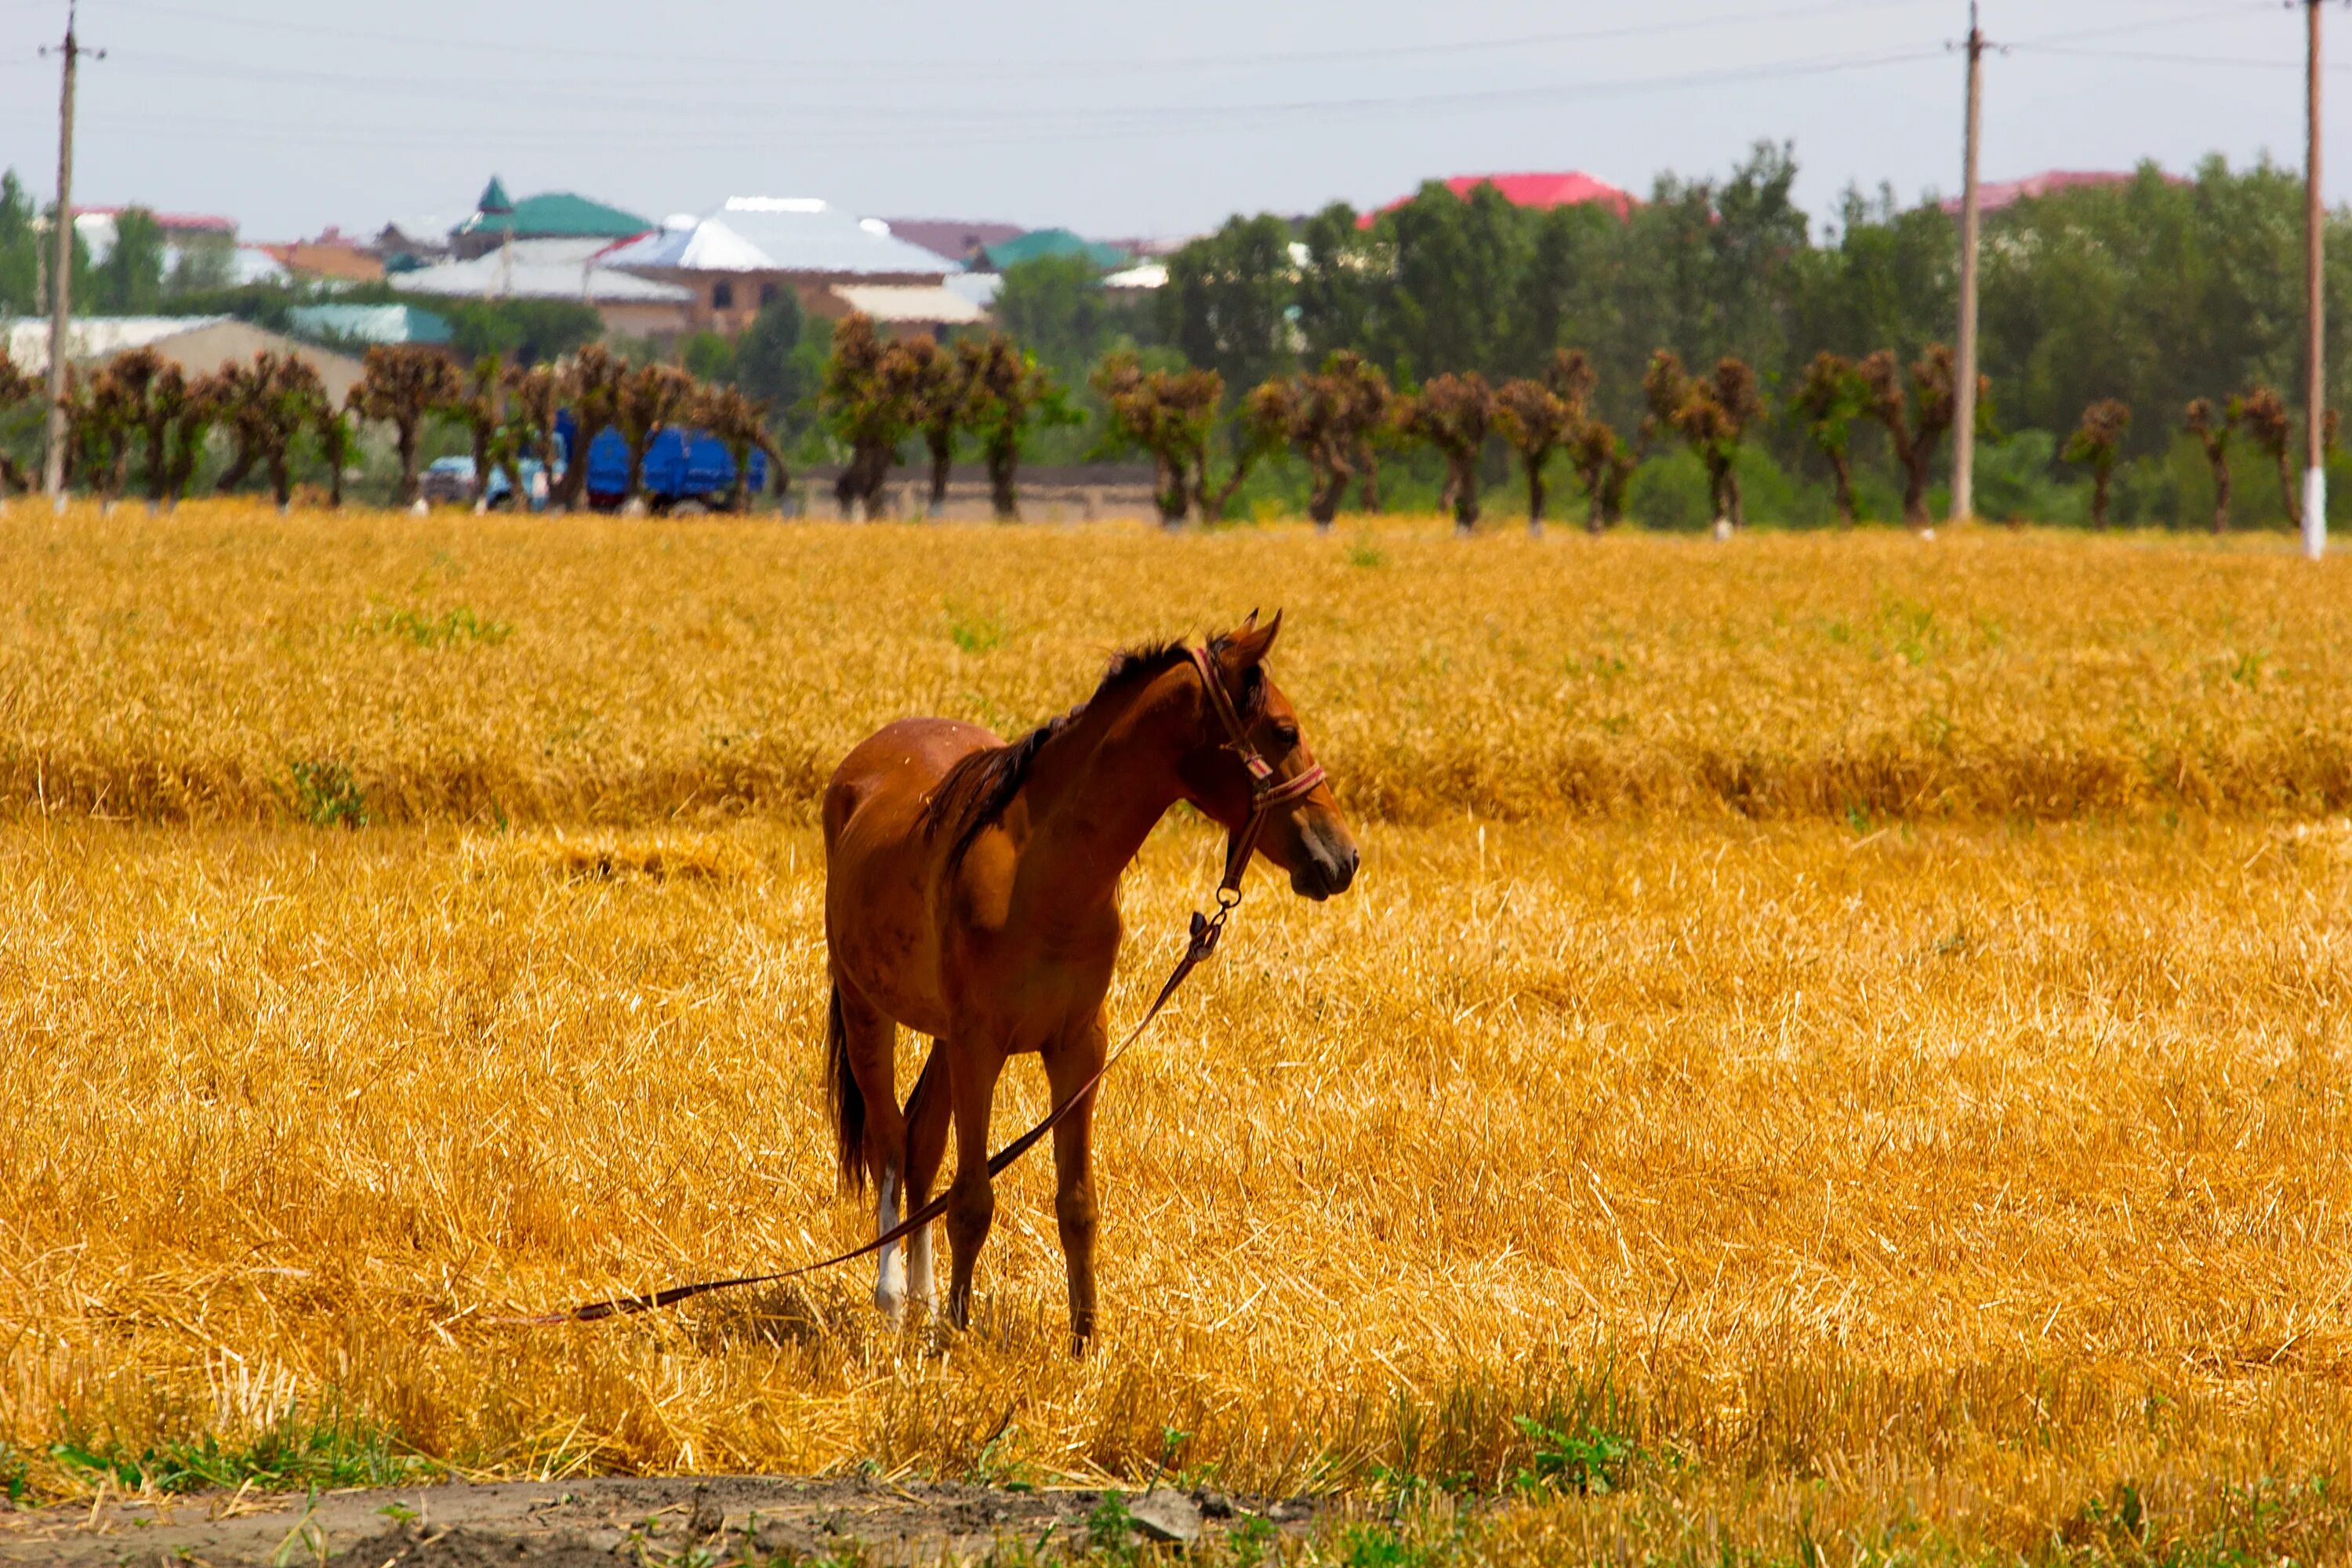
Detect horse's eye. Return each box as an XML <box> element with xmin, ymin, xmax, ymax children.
<box><xmin>1271</xmin><ymin>721</ymin><xmax>1301</xmax><ymax>749</ymax></box>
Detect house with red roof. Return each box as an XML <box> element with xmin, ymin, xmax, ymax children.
<box><xmin>1938</xmin><ymin>169</ymin><xmax>2187</xmax><ymax>217</ymax></box>
<box><xmin>1360</xmin><ymin>171</ymin><xmax>1636</xmax><ymax>227</ymax></box>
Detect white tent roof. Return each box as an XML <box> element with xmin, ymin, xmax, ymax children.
<box><xmin>830</xmin><ymin>284</ymin><xmax>987</xmax><ymax>326</ymax></box>
<box><xmin>2</xmin><ymin>316</ymin><xmax>231</xmax><ymax>375</ymax></box>
<box><xmin>396</xmin><ymin>238</ymin><xmax>688</xmax><ymax>303</ymax></box>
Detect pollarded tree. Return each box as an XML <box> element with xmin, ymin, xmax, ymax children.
<box><xmin>67</xmin><ymin>366</ymin><xmax>135</xmax><ymax>512</ymax></box>
<box><xmin>1568</xmin><ymin>419</ymin><xmax>1635</xmax><ymax>533</ymax></box>
<box><xmin>2184</xmin><ymin>396</ymin><xmax>2241</xmax><ymax>535</ymax></box>
<box><xmin>350</xmin><ymin>344</ymin><xmax>463</xmax><ymax>506</ymax></box>
<box><xmin>2236</xmin><ymin>386</ymin><xmax>2335</xmax><ymax>530</ymax></box>
<box><xmin>1642</xmin><ymin>351</ymin><xmax>1765</xmax><ymax>534</ymax></box>
<box><xmin>1492</xmin><ymin>377</ymin><xmax>1574</xmax><ymax>533</ymax></box>
<box><xmin>898</xmin><ymin>336</ymin><xmax>967</xmax><ymax>513</ymax></box>
<box><xmin>1403</xmin><ymin>372</ymin><xmax>1494</xmax><ymax>535</ymax></box>
<box><xmin>819</xmin><ymin>313</ymin><xmax>921</xmax><ymax>520</ymax></box>
<box><xmin>160</xmin><ymin>371</ymin><xmax>225</xmax><ymax>510</ymax></box>
<box><xmin>690</xmin><ymin>382</ymin><xmax>787</xmax><ymax>513</ymax></box>
<box><xmin>447</xmin><ymin>354</ymin><xmax>519</xmax><ymax>513</ymax></box>
<box><xmin>556</xmin><ymin>344</ymin><xmax>629</xmax><ymax>511</ymax></box>
<box><xmin>1251</xmin><ymin>361</ymin><xmax>1359</xmax><ymax>528</ymax></box>
<box><xmin>1091</xmin><ymin>351</ymin><xmax>1221</xmax><ymax>526</ymax></box>
<box><xmin>956</xmin><ymin>332</ymin><xmax>1077</xmax><ymax>521</ymax></box>
<box><xmin>1791</xmin><ymin>350</ymin><xmax>1870</xmax><ymax>524</ymax></box>
<box><xmin>313</xmin><ymin>390</ymin><xmax>357</xmax><ymax>510</ymax></box>
<box><xmin>503</xmin><ymin>362</ymin><xmax>564</xmax><ymax>510</ymax></box>
<box><xmin>615</xmin><ymin>361</ymin><xmax>697</xmax><ymax>513</ymax></box>
<box><xmin>233</xmin><ymin>354</ymin><xmax>325</xmax><ymax>511</ymax></box>
<box><xmin>1859</xmin><ymin>343</ymin><xmax>1984</xmax><ymax>527</ymax></box>
<box><xmin>2063</xmin><ymin>400</ymin><xmax>2132</xmax><ymax>528</ymax></box>
<box><xmin>99</xmin><ymin>346</ymin><xmax>169</xmax><ymax>510</ymax></box>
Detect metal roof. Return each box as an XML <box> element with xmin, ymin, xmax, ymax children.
<box><xmin>601</xmin><ymin>198</ymin><xmax>960</xmax><ymax>278</ymax></box>
<box><xmin>978</xmin><ymin>228</ymin><xmax>1131</xmax><ymax>272</ymax></box>
<box><xmin>454</xmin><ymin>191</ymin><xmax>650</xmax><ymax>241</ymax></box>
<box><xmin>288</xmin><ymin>303</ymin><xmax>453</xmax><ymax>347</ymax></box>
<box><xmin>394</xmin><ymin>238</ymin><xmax>690</xmax><ymax>303</ymax></box>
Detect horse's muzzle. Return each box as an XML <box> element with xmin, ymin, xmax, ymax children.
<box><xmin>1290</xmin><ymin>822</ymin><xmax>1359</xmax><ymax>900</ymax></box>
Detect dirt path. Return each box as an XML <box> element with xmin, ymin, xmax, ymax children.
<box><xmin>0</xmin><ymin>1475</ymin><xmax>1319</xmax><ymax>1566</ymax></box>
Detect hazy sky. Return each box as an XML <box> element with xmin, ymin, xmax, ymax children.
<box><xmin>0</xmin><ymin>0</ymin><xmax>2335</xmax><ymax>244</ymax></box>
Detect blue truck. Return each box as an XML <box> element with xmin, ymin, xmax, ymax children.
<box><xmin>556</xmin><ymin>413</ymin><xmax>768</xmax><ymax>512</ymax></box>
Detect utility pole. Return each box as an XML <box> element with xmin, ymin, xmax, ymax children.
<box><xmin>1950</xmin><ymin>1</ymin><xmax>1987</xmax><ymax>527</ymax></box>
<box><xmin>2305</xmin><ymin>0</ymin><xmax>2329</xmax><ymax>561</ymax></box>
<box><xmin>40</xmin><ymin>0</ymin><xmax>87</xmax><ymax>512</ymax></box>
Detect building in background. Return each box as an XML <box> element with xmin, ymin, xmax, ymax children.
<box><xmin>1359</xmin><ymin>171</ymin><xmax>1636</xmax><ymax>226</ymax></box>
<box><xmin>600</xmin><ymin>198</ymin><xmax>977</xmax><ymax>336</ymax></box>
<box><xmin>260</xmin><ymin>227</ymin><xmax>387</xmax><ymax>286</ymax></box>
<box><xmin>969</xmin><ymin>228</ymin><xmax>1133</xmax><ymax>274</ymax></box>
<box><xmin>1936</xmin><ymin>168</ymin><xmax>2183</xmax><ymax>217</ymax></box>
<box><xmin>448</xmin><ymin>176</ymin><xmax>652</xmax><ymax>260</ymax></box>
<box><xmin>2</xmin><ymin>316</ymin><xmax>368</xmax><ymax>404</ymax></box>
<box><xmin>392</xmin><ymin>238</ymin><xmax>691</xmax><ymax>337</ymax></box>
<box><xmin>286</xmin><ymin>303</ymin><xmax>453</xmax><ymax>352</ymax></box>
<box><xmin>879</xmin><ymin>217</ymin><xmax>1025</xmax><ymax>267</ymax></box>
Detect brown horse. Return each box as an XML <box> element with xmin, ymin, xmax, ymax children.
<box><xmin>819</xmin><ymin>613</ymin><xmax>1357</xmax><ymax>1345</ymax></box>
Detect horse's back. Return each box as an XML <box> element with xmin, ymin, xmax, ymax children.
<box><xmin>824</xmin><ymin>717</ymin><xmax>1001</xmax><ymax>844</ymax></box>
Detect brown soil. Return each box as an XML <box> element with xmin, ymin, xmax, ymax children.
<box><xmin>0</xmin><ymin>1475</ymin><xmax>1319</xmax><ymax>1566</ymax></box>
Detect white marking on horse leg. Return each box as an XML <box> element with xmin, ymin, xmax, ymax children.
<box><xmin>873</xmin><ymin>1170</ymin><xmax>906</xmax><ymax>1319</ymax></box>
<box><xmin>905</xmin><ymin>1215</ymin><xmax>935</xmax><ymax>1313</ymax></box>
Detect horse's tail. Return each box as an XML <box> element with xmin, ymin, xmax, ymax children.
<box><xmin>823</xmin><ymin>982</ymin><xmax>867</xmax><ymax>1195</ymax></box>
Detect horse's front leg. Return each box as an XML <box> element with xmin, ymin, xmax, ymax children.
<box><xmin>1042</xmin><ymin>1013</ymin><xmax>1108</xmax><ymax>1351</ymax></box>
<box><xmin>944</xmin><ymin>1037</ymin><xmax>1007</xmax><ymax>1330</ymax></box>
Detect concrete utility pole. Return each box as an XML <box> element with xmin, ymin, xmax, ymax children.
<box><xmin>1950</xmin><ymin>1</ymin><xmax>1987</xmax><ymax>527</ymax></box>
<box><xmin>2306</xmin><ymin>0</ymin><xmax>2329</xmax><ymax>561</ymax></box>
<box><xmin>40</xmin><ymin>0</ymin><xmax>86</xmax><ymax>511</ymax></box>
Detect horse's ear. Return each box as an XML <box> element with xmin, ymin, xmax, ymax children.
<box><xmin>1224</xmin><ymin>608</ymin><xmax>1283</xmax><ymax>666</ymax></box>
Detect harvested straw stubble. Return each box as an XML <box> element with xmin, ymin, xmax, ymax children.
<box><xmin>5</xmin><ymin>502</ymin><xmax>2352</xmax><ymax>827</ymax></box>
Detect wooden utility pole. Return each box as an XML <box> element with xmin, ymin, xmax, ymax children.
<box><xmin>41</xmin><ymin>0</ymin><xmax>85</xmax><ymax>511</ymax></box>
<box><xmin>2306</xmin><ymin>0</ymin><xmax>2328</xmax><ymax>561</ymax></box>
<box><xmin>1950</xmin><ymin>1</ymin><xmax>1987</xmax><ymax>527</ymax></box>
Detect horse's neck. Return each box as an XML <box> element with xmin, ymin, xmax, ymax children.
<box><xmin>1014</xmin><ymin>680</ymin><xmax>1189</xmax><ymax>912</ymax></box>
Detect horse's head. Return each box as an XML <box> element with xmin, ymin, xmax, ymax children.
<box><xmin>1177</xmin><ymin>612</ymin><xmax>1359</xmax><ymax>902</ymax></box>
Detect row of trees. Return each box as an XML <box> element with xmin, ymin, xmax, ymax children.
<box><xmin>0</xmin><ymin>343</ymin><xmax>785</xmax><ymax>514</ymax></box>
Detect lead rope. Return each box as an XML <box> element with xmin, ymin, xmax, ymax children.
<box><xmin>523</xmin><ymin>646</ymin><xmax>1310</xmax><ymax>1327</ymax></box>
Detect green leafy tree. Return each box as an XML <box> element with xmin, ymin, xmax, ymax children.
<box><xmin>734</xmin><ymin>290</ymin><xmax>813</xmax><ymax>432</ymax></box>
<box><xmin>996</xmin><ymin>253</ymin><xmax>1127</xmax><ymax>384</ymax></box>
<box><xmin>679</xmin><ymin>330</ymin><xmax>737</xmax><ymax>386</ymax></box>
<box><xmin>90</xmin><ymin>207</ymin><xmax>167</xmax><ymax>314</ymax></box>
<box><xmin>2063</xmin><ymin>398</ymin><xmax>2132</xmax><ymax>528</ymax></box>
<box><xmin>350</xmin><ymin>344</ymin><xmax>463</xmax><ymax>505</ymax></box>
<box><xmin>0</xmin><ymin>343</ymin><xmax>43</xmax><ymax>503</ymax></box>
<box><xmin>1381</xmin><ymin>181</ymin><xmax>1526</xmax><ymax>383</ymax></box>
<box><xmin>1790</xmin><ymin>350</ymin><xmax>1871</xmax><ymax>524</ymax></box>
<box><xmin>1160</xmin><ymin>212</ymin><xmax>1294</xmax><ymax>397</ymax></box>
<box><xmin>437</xmin><ymin>299</ymin><xmax>601</xmax><ymax>368</ymax></box>
<box><xmin>0</xmin><ymin>172</ymin><xmax>38</xmax><ymax>314</ymax></box>
<box><xmin>2184</xmin><ymin>395</ymin><xmax>2242</xmax><ymax>534</ymax></box>
<box><xmin>1402</xmin><ymin>372</ymin><xmax>1495</xmax><ymax>534</ymax></box>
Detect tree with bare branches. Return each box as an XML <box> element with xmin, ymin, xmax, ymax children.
<box><xmin>66</xmin><ymin>366</ymin><xmax>136</xmax><ymax>513</ymax></box>
<box><xmin>0</xmin><ymin>347</ymin><xmax>35</xmax><ymax>505</ymax></box>
<box><xmin>689</xmin><ymin>383</ymin><xmax>788</xmax><ymax>514</ymax></box>
<box><xmin>2236</xmin><ymin>386</ymin><xmax>2334</xmax><ymax>531</ymax></box>
<box><xmin>2063</xmin><ymin>399</ymin><xmax>2132</xmax><ymax>528</ymax></box>
<box><xmin>956</xmin><ymin>332</ymin><xmax>1075</xmax><ymax>521</ymax></box>
<box><xmin>1859</xmin><ymin>343</ymin><xmax>1983</xmax><ymax>527</ymax></box>
<box><xmin>350</xmin><ymin>345</ymin><xmax>462</xmax><ymax>507</ymax></box>
<box><xmin>1791</xmin><ymin>350</ymin><xmax>1870</xmax><ymax>524</ymax></box>
<box><xmin>447</xmin><ymin>354</ymin><xmax>521</xmax><ymax>514</ymax></box>
<box><xmin>215</xmin><ymin>353</ymin><xmax>323</xmax><ymax>511</ymax></box>
<box><xmin>158</xmin><ymin>371</ymin><xmax>224</xmax><ymax>510</ymax></box>
<box><xmin>1327</xmin><ymin>350</ymin><xmax>1396</xmax><ymax>514</ymax></box>
<box><xmin>1403</xmin><ymin>372</ymin><xmax>1494</xmax><ymax>534</ymax></box>
<box><xmin>2183</xmin><ymin>396</ymin><xmax>2241</xmax><ymax>535</ymax></box>
<box><xmin>1493</xmin><ymin>377</ymin><xmax>1574</xmax><ymax>533</ymax></box>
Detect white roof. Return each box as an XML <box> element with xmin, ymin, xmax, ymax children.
<box><xmin>2</xmin><ymin>316</ymin><xmax>231</xmax><ymax>374</ymax></box>
<box><xmin>830</xmin><ymin>284</ymin><xmax>987</xmax><ymax>325</ymax></box>
<box><xmin>1104</xmin><ymin>262</ymin><xmax>1168</xmax><ymax>290</ymax></box>
<box><xmin>943</xmin><ymin>272</ymin><xmax>1002</xmax><ymax>310</ymax></box>
<box><xmin>395</xmin><ymin>237</ymin><xmax>688</xmax><ymax>303</ymax></box>
<box><xmin>602</xmin><ymin>196</ymin><xmax>960</xmax><ymax>278</ymax></box>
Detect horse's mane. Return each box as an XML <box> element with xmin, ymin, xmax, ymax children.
<box><xmin>925</xmin><ymin>637</ymin><xmax>1246</xmax><ymax>869</ymax></box>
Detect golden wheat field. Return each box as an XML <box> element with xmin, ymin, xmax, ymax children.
<box><xmin>3</xmin><ymin>501</ymin><xmax>2352</xmax><ymax>1563</ymax></box>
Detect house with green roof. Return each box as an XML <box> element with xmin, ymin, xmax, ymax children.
<box><xmin>974</xmin><ymin>227</ymin><xmax>1132</xmax><ymax>274</ymax></box>
<box><xmin>450</xmin><ymin>176</ymin><xmax>652</xmax><ymax>259</ymax></box>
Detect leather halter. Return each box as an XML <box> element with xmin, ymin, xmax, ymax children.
<box><xmin>526</xmin><ymin>643</ymin><xmax>1328</xmax><ymax>1324</ymax></box>
<box><xmin>1185</xmin><ymin>642</ymin><xmax>1327</xmax><ymax>899</ymax></box>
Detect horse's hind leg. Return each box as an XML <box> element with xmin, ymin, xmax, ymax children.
<box><xmin>834</xmin><ymin>978</ymin><xmax>912</xmax><ymax>1318</ymax></box>
<box><xmin>901</xmin><ymin>1044</ymin><xmax>951</xmax><ymax>1315</ymax></box>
